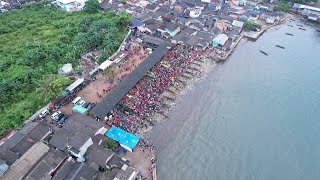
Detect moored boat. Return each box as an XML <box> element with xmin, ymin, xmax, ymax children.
<box><xmin>260</xmin><ymin>50</ymin><xmax>268</xmax><ymax>56</ymax></box>
<box><xmin>275</xmin><ymin>45</ymin><xmax>285</xmax><ymax>49</ymax></box>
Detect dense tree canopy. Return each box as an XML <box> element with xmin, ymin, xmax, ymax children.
<box><xmin>0</xmin><ymin>3</ymin><xmax>130</xmax><ymax>135</ymax></box>
<box><xmin>83</xmin><ymin>0</ymin><xmax>100</xmax><ymax>13</ymax></box>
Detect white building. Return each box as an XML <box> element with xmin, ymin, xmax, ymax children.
<box><xmin>52</xmin><ymin>0</ymin><xmax>89</xmax><ymax>12</ymax></box>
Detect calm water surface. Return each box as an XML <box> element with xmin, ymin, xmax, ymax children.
<box><xmin>146</xmin><ymin>22</ymin><xmax>320</xmax><ymax>180</ymax></box>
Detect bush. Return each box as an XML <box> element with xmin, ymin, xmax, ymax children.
<box><xmin>120</xmin><ymin>0</ymin><xmax>126</xmax><ymax>4</ymax></box>
<box><xmin>244</xmin><ymin>21</ymin><xmax>257</xmax><ymax>31</ymax></box>
<box><xmin>104</xmin><ymin>139</ymin><xmax>118</xmax><ymax>151</ymax></box>
<box><xmin>83</xmin><ymin>0</ymin><xmax>100</xmax><ymax>14</ymax></box>
<box><xmin>274</xmin><ymin>3</ymin><xmax>290</xmax><ymax>12</ymax></box>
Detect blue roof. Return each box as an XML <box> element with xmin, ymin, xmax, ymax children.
<box><xmin>119</xmin><ymin>133</ymin><xmax>140</xmax><ymax>150</ymax></box>
<box><xmin>105</xmin><ymin>126</ymin><xmax>140</xmax><ymax>151</ymax></box>
<box><xmin>105</xmin><ymin>126</ymin><xmax>127</xmax><ymax>142</ymax></box>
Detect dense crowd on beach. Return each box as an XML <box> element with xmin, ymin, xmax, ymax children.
<box><xmin>104</xmin><ymin>44</ymin><xmax>213</xmax><ymax>133</ymax></box>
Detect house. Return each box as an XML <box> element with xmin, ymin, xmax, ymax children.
<box><xmin>205</xmin><ymin>18</ymin><xmax>215</xmax><ymax>28</ymax></box>
<box><xmin>145</xmin><ymin>4</ymin><xmax>159</xmax><ymax>12</ymax></box>
<box><xmin>0</xmin><ymin>121</ymin><xmax>50</xmax><ymax>172</ymax></box>
<box><xmin>196</xmin><ymin>39</ymin><xmax>209</xmax><ymax>48</ymax></box>
<box><xmin>266</xmin><ymin>16</ymin><xmax>277</xmax><ymax>24</ymax></box>
<box><xmin>49</xmin><ymin>114</ymin><xmax>107</xmax><ymax>162</ymax></box>
<box><xmin>189</xmin><ymin>22</ymin><xmax>204</xmax><ymax>31</ymax></box>
<box><xmin>212</xmin><ymin>34</ymin><xmax>229</xmax><ymax>47</ymax></box>
<box><xmin>232</xmin><ymin>20</ymin><xmax>244</xmax><ymax>30</ymax></box>
<box><xmin>187</xmin><ymin>36</ymin><xmax>201</xmax><ymax>46</ymax></box>
<box><xmin>194</xmin><ymin>31</ymin><xmax>213</xmax><ymax>40</ymax></box>
<box><xmin>172</xmin><ymin>31</ymin><xmax>192</xmax><ymax>44</ymax></box>
<box><xmin>113</xmin><ymin>164</ymin><xmax>138</xmax><ymax>180</ymax></box>
<box><xmin>164</xmin><ymin>23</ymin><xmax>181</xmax><ymax>37</ymax></box>
<box><xmin>220</xmin><ymin>15</ymin><xmax>234</xmax><ymax>24</ymax></box>
<box><xmin>183</xmin><ymin>27</ymin><xmax>197</xmax><ymax>35</ymax></box>
<box><xmin>210</xmin><ymin>27</ymin><xmax>221</xmax><ymax>36</ymax></box>
<box><xmin>51</xmin><ymin>0</ymin><xmax>88</xmax><ymax>12</ymax></box>
<box><xmin>2</xmin><ymin>142</ymin><xmax>50</xmax><ymax>179</ymax></box>
<box><xmin>128</xmin><ymin>18</ymin><xmax>145</xmax><ymax>29</ymax></box>
<box><xmin>178</xmin><ymin>18</ymin><xmax>190</xmax><ymax>26</ymax></box>
<box><xmin>136</xmin><ymin>0</ymin><xmax>149</xmax><ymax>8</ymax></box>
<box><xmin>86</xmin><ymin>144</ymin><xmax>114</xmax><ymax>168</ymax></box>
<box><xmin>161</xmin><ymin>14</ymin><xmax>176</xmax><ymax>23</ymax></box>
<box><xmin>208</xmin><ymin>4</ymin><xmax>221</xmax><ymax>11</ymax></box>
<box><xmin>190</xmin><ymin>8</ymin><xmax>202</xmax><ymax>18</ymax></box>
<box><xmin>227</xmin><ymin>29</ymin><xmax>239</xmax><ymax>41</ymax></box>
<box><xmin>293</xmin><ymin>3</ymin><xmax>320</xmax><ymax>17</ymax></box>
<box><xmin>0</xmin><ymin>160</ymin><xmax>8</xmax><ymax>176</ymax></box>
<box><xmin>67</xmin><ymin>132</ymin><xmax>93</xmax><ymax>162</ymax></box>
<box><xmin>0</xmin><ymin>1</ymin><xmax>9</xmax><ymax>9</ymax></box>
<box><xmin>25</xmin><ymin>149</ymin><xmax>67</xmax><ymax>179</ymax></box>
<box><xmin>214</xmin><ymin>20</ymin><xmax>228</xmax><ymax>32</ymax></box>
<box><xmin>52</xmin><ymin>157</ymin><xmax>97</xmax><ymax>180</ymax></box>
<box><xmin>58</xmin><ymin>63</ymin><xmax>73</xmax><ymax>75</ymax></box>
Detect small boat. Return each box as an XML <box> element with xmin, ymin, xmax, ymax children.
<box><xmin>287</xmin><ymin>25</ymin><xmax>294</xmax><ymax>27</ymax></box>
<box><xmin>260</xmin><ymin>50</ymin><xmax>268</xmax><ymax>56</ymax></box>
<box><xmin>275</xmin><ymin>45</ymin><xmax>285</xmax><ymax>49</ymax></box>
<box><xmin>285</xmin><ymin>33</ymin><xmax>293</xmax><ymax>36</ymax></box>
<box><xmin>297</xmin><ymin>24</ymin><xmax>303</xmax><ymax>27</ymax></box>
<box><xmin>299</xmin><ymin>27</ymin><xmax>306</xmax><ymax>31</ymax></box>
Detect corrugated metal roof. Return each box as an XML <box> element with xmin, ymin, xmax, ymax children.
<box><xmin>3</xmin><ymin>142</ymin><xmax>49</xmax><ymax>179</ymax></box>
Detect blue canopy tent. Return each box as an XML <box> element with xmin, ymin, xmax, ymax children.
<box><xmin>105</xmin><ymin>126</ymin><xmax>140</xmax><ymax>152</ymax></box>
<box><xmin>119</xmin><ymin>133</ymin><xmax>140</xmax><ymax>152</ymax></box>
<box><xmin>105</xmin><ymin>126</ymin><xmax>127</xmax><ymax>142</ymax></box>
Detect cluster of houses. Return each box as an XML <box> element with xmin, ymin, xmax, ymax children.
<box><xmin>293</xmin><ymin>3</ymin><xmax>320</xmax><ymax>22</ymax></box>
<box><xmin>97</xmin><ymin>0</ymin><xmax>289</xmax><ymax>52</ymax></box>
<box><xmin>0</xmin><ymin>114</ymin><xmax>138</xmax><ymax>179</ymax></box>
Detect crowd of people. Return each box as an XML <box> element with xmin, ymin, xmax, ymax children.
<box><xmin>104</xmin><ymin>44</ymin><xmax>211</xmax><ymax>133</ymax></box>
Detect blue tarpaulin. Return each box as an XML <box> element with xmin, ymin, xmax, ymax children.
<box><xmin>119</xmin><ymin>133</ymin><xmax>140</xmax><ymax>152</ymax></box>
<box><xmin>105</xmin><ymin>126</ymin><xmax>140</xmax><ymax>152</ymax></box>
<box><xmin>105</xmin><ymin>126</ymin><xmax>127</xmax><ymax>142</ymax></box>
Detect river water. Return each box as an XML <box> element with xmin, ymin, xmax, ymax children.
<box><xmin>145</xmin><ymin>22</ymin><xmax>320</xmax><ymax>180</ymax></box>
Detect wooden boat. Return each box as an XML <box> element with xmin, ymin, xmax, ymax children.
<box><xmin>287</xmin><ymin>25</ymin><xmax>294</xmax><ymax>27</ymax></box>
<box><xmin>275</xmin><ymin>45</ymin><xmax>285</xmax><ymax>49</ymax></box>
<box><xmin>285</xmin><ymin>33</ymin><xmax>293</xmax><ymax>36</ymax></box>
<box><xmin>146</xmin><ymin>72</ymin><xmax>156</xmax><ymax>78</ymax></box>
<box><xmin>260</xmin><ymin>50</ymin><xmax>268</xmax><ymax>56</ymax></box>
<box><xmin>297</xmin><ymin>24</ymin><xmax>303</xmax><ymax>27</ymax></box>
<box><xmin>298</xmin><ymin>27</ymin><xmax>306</xmax><ymax>31</ymax></box>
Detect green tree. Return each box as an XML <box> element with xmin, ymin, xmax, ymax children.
<box><xmin>0</xmin><ymin>3</ymin><xmax>129</xmax><ymax>136</ymax></box>
<box><xmin>104</xmin><ymin>139</ymin><xmax>118</xmax><ymax>151</ymax></box>
<box><xmin>243</xmin><ymin>21</ymin><xmax>260</xmax><ymax>31</ymax></box>
<box><xmin>274</xmin><ymin>3</ymin><xmax>290</xmax><ymax>12</ymax></box>
<box><xmin>83</xmin><ymin>0</ymin><xmax>100</xmax><ymax>14</ymax></box>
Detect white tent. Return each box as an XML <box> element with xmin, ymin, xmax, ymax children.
<box><xmin>98</xmin><ymin>60</ymin><xmax>114</xmax><ymax>71</ymax></box>
<box><xmin>66</xmin><ymin>78</ymin><xmax>84</xmax><ymax>92</ymax></box>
